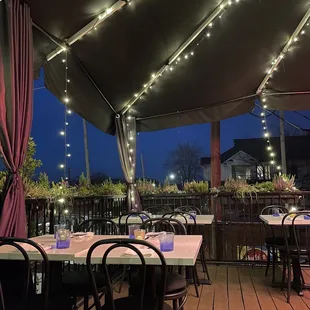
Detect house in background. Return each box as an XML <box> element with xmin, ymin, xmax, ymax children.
<box><xmin>201</xmin><ymin>135</ymin><xmax>310</xmax><ymax>189</ymax></box>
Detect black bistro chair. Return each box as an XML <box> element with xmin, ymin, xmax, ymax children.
<box><xmin>175</xmin><ymin>206</ymin><xmax>201</xmax><ymax>215</ymax></box>
<box><xmin>260</xmin><ymin>205</ymin><xmax>289</xmax><ymax>282</ymax></box>
<box><xmin>0</xmin><ymin>237</ymin><xmax>73</xmax><ymax>310</ymax></box>
<box><xmin>118</xmin><ymin>212</ymin><xmax>151</xmax><ymax>235</ymax></box>
<box><xmin>279</xmin><ymin>211</ymin><xmax>310</xmax><ymax>303</ymax></box>
<box><xmin>86</xmin><ymin>238</ymin><xmax>172</xmax><ymax>310</ymax></box>
<box><xmin>140</xmin><ymin>218</ymin><xmax>188</xmax><ymax>310</ymax></box>
<box><xmin>62</xmin><ymin>218</ymin><xmax>120</xmax><ymax>309</ymax></box>
<box><xmin>163</xmin><ymin>211</ymin><xmax>210</xmax><ymax>286</ymax></box>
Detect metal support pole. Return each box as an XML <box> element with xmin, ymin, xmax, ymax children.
<box><xmin>279</xmin><ymin>111</ymin><xmax>287</xmax><ymax>174</ymax></box>
<box><xmin>83</xmin><ymin>119</ymin><xmax>91</xmax><ymax>184</ymax></box>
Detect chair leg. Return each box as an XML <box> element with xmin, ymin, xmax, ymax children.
<box><xmin>287</xmin><ymin>260</ymin><xmax>291</xmax><ymax>303</ymax></box>
<box><xmin>117</xmin><ymin>265</ymin><xmax>127</xmax><ymax>293</ymax></box>
<box><xmin>281</xmin><ymin>261</ymin><xmax>286</xmax><ymax>291</ymax></box>
<box><xmin>194</xmin><ymin>265</ymin><xmax>200</xmax><ymax>286</ymax></box>
<box><xmin>272</xmin><ymin>247</ymin><xmax>276</xmax><ymax>283</ymax></box>
<box><xmin>192</xmin><ymin>267</ymin><xmax>199</xmax><ymax>298</ymax></box>
<box><xmin>265</xmin><ymin>247</ymin><xmax>271</xmax><ymax>277</ymax></box>
<box><xmin>84</xmin><ymin>295</ymin><xmax>89</xmax><ymax>310</ymax></box>
<box><xmin>200</xmin><ymin>246</ymin><xmax>207</xmax><ymax>273</ymax></box>
<box><xmin>173</xmin><ymin>299</ymin><xmax>178</xmax><ymax>310</ymax></box>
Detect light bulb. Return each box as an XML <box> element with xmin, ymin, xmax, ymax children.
<box><xmin>62</xmin><ymin>59</ymin><xmax>66</xmax><ymax>63</ymax></box>
<box><xmin>106</xmin><ymin>7</ymin><xmax>113</xmax><ymax>14</ymax></box>
<box><xmin>277</xmin><ymin>166</ymin><xmax>281</xmax><ymax>170</ymax></box>
<box><xmin>270</xmin><ymin>160</ymin><xmax>275</xmax><ymax>165</ymax></box>
<box><xmin>59</xmin><ymin>186</ymin><xmax>63</xmax><ymax>190</ymax></box>
<box><xmin>264</xmin><ymin>132</ymin><xmax>269</xmax><ymax>137</ymax></box>
<box><xmin>267</xmin><ymin>146</ymin><xmax>271</xmax><ymax>150</ymax></box>
<box><xmin>190</xmin><ymin>51</ymin><xmax>194</xmax><ymax>56</ymax></box>
<box><xmin>66</xmin><ymin>122</ymin><xmax>69</xmax><ymax>126</ymax></box>
<box><xmin>294</xmin><ymin>37</ymin><xmax>298</xmax><ymax>42</ymax></box>
<box><xmin>59</xmin><ymin>164</ymin><xmax>65</xmax><ymax>169</ymax></box>
<box><xmin>270</xmin><ymin>152</ymin><xmax>275</xmax><ymax>156</ymax></box>
<box><xmin>66</xmin><ymin>144</ymin><xmax>70</xmax><ymax>147</ymax></box>
<box><xmin>261</xmin><ymin>112</ymin><xmax>265</xmax><ymax>116</ymax></box>
<box><xmin>184</xmin><ymin>54</ymin><xmax>188</xmax><ymax>59</ymax></box>
<box><xmin>129</xmin><ymin>149</ymin><xmax>133</xmax><ymax>153</ymax></box>
<box><xmin>67</xmin><ymin>110</ymin><xmax>72</xmax><ymax>114</ymax></box>
<box><xmin>134</xmin><ymin>94</ymin><xmax>138</xmax><ymax>97</ymax></box>
<box><xmin>263</xmin><ymin>105</ymin><xmax>267</xmax><ymax>109</ymax></box>
<box><xmin>67</xmin><ymin>79</ymin><xmax>70</xmax><ymax>83</ymax></box>
<box><xmin>262</xmin><ymin>120</ymin><xmax>265</xmax><ymax>123</ymax></box>
<box><xmin>263</xmin><ymin>126</ymin><xmax>266</xmax><ymax>130</ymax></box>
<box><xmin>236</xmin><ymin>0</ymin><xmax>240</xmax><ymax>2</ymax></box>
<box><xmin>151</xmin><ymin>73</ymin><xmax>156</xmax><ymax>78</ymax></box>
<box><xmin>127</xmin><ymin>116</ymin><xmax>132</xmax><ymax>120</ymax></box>
<box><xmin>129</xmin><ymin>136</ymin><xmax>134</xmax><ymax>141</ymax></box>
<box><xmin>301</xmin><ymin>30</ymin><xmax>305</xmax><ymax>35</ymax></box>
<box><xmin>64</xmin><ymin>97</ymin><xmax>69</xmax><ymax>103</ymax></box>
<box><xmin>60</xmin><ymin>131</ymin><xmax>65</xmax><ymax>136</ymax></box>
<box><xmin>228</xmin><ymin>0</ymin><xmax>232</xmax><ymax>4</ymax></box>
<box><xmin>143</xmin><ymin>84</ymin><xmax>147</xmax><ymax>87</ymax></box>
<box><xmin>177</xmin><ymin>57</ymin><xmax>181</xmax><ymax>62</ymax></box>
<box><xmin>58</xmin><ymin>198</ymin><xmax>65</xmax><ymax>203</ymax></box>
<box><xmin>67</xmin><ymin>154</ymin><xmax>71</xmax><ymax>157</ymax></box>
<box><xmin>262</xmin><ymin>98</ymin><xmax>267</xmax><ymax>102</ymax></box>
<box><xmin>64</xmin><ymin>209</ymin><xmax>69</xmax><ymax>214</ymax></box>
<box><xmin>169</xmin><ymin>66</ymin><xmax>173</xmax><ymax>71</ymax></box>
<box><xmin>209</xmin><ymin>23</ymin><xmax>213</xmax><ymax>27</ymax></box>
<box><xmin>206</xmin><ymin>32</ymin><xmax>211</xmax><ymax>37</ymax></box>
<box><xmin>220</xmin><ymin>4</ymin><xmax>224</xmax><ymax>9</ymax></box>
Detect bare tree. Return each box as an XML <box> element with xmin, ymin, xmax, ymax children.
<box><xmin>164</xmin><ymin>142</ymin><xmax>203</xmax><ymax>182</ymax></box>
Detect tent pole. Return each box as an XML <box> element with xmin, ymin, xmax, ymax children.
<box><xmin>83</xmin><ymin>119</ymin><xmax>91</xmax><ymax>184</ymax></box>
<box><xmin>211</xmin><ymin>121</ymin><xmax>221</xmax><ymax>260</ymax></box>
<box><xmin>279</xmin><ymin>111</ymin><xmax>287</xmax><ymax>174</ymax></box>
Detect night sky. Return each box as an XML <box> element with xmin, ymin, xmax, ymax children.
<box><xmin>33</xmin><ymin>76</ymin><xmax>310</xmax><ymax>183</ymax></box>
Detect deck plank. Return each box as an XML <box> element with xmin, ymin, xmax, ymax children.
<box><xmin>227</xmin><ymin>266</ymin><xmax>244</xmax><ymax>310</ymax></box>
<box><xmin>250</xmin><ymin>268</ymin><xmax>277</xmax><ymax>310</ymax></box>
<box><xmin>213</xmin><ymin>265</ymin><xmax>229</xmax><ymax>310</ymax></box>
<box><xmin>238</xmin><ymin>267</ymin><xmax>261</xmax><ymax>310</ymax></box>
<box><xmin>198</xmin><ymin>265</ymin><xmax>217</xmax><ymax>310</ymax></box>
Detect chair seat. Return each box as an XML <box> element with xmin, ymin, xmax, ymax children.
<box><xmin>101</xmin><ymin>297</ymin><xmax>173</xmax><ymax>310</ymax></box>
<box><xmin>265</xmin><ymin>237</ymin><xmax>286</xmax><ymax>246</ymax></box>
<box><xmin>131</xmin><ymin>271</ymin><xmax>187</xmax><ymax>294</ymax></box>
<box><xmin>4</xmin><ymin>293</ymin><xmax>73</xmax><ymax>310</ymax></box>
<box><xmin>62</xmin><ymin>270</ymin><xmax>107</xmax><ymax>296</ymax></box>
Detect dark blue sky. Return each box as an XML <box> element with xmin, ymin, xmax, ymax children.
<box><xmin>33</xmin><ymin>77</ymin><xmax>310</xmax><ymax>182</ymax></box>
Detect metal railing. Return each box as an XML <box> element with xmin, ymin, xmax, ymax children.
<box><xmin>25</xmin><ymin>192</ymin><xmax>310</xmax><ymax>264</ymax></box>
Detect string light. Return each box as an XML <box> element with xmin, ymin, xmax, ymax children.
<box><xmin>122</xmin><ymin>0</ymin><xmax>240</xmax><ymax>115</ymax></box>
<box><xmin>257</xmin><ymin>9</ymin><xmax>310</xmax><ymax>93</ymax></box>
<box><xmin>259</xmin><ymin>96</ymin><xmax>280</xmax><ymax>172</ymax></box>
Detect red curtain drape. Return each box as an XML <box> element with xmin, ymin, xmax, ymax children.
<box><xmin>0</xmin><ymin>0</ymin><xmax>33</xmax><ymax>237</ymax></box>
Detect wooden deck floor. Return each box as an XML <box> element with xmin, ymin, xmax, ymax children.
<box><xmin>80</xmin><ymin>265</ymin><xmax>310</xmax><ymax>310</ymax></box>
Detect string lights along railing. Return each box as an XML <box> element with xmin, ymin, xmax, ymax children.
<box><xmin>59</xmin><ymin>49</ymin><xmax>72</xmax><ymax>180</ymax></box>
<box><xmin>122</xmin><ymin>0</ymin><xmax>243</xmax><ymax>115</ymax></box>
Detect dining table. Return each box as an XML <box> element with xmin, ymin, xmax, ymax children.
<box><xmin>0</xmin><ymin>234</ymin><xmax>203</xmax><ymax>295</ymax></box>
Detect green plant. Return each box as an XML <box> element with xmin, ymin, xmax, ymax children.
<box><xmin>93</xmin><ymin>179</ymin><xmax>126</xmax><ymax>196</ymax></box>
<box><xmin>20</xmin><ymin>137</ymin><xmax>42</xmax><ymax>180</ymax></box>
<box><xmin>254</xmin><ymin>181</ymin><xmax>275</xmax><ymax>192</ymax></box>
<box><xmin>136</xmin><ymin>179</ymin><xmax>157</xmax><ymax>195</ymax></box>
<box><xmin>184</xmin><ymin>181</ymin><xmax>209</xmax><ymax>193</ymax></box>
<box><xmin>222</xmin><ymin>178</ymin><xmax>257</xmax><ymax>199</ymax></box>
<box><xmin>0</xmin><ymin>171</ymin><xmax>7</xmax><ymax>192</ymax></box>
<box><xmin>273</xmin><ymin>174</ymin><xmax>297</xmax><ymax>192</ymax></box>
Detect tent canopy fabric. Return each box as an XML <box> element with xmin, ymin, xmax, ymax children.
<box><xmin>27</xmin><ymin>0</ymin><xmax>310</xmax><ymax>134</ymax></box>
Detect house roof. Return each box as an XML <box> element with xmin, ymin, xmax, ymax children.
<box><xmin>18</xmin><ymin>0</ymin><xmax>310</xmax><ymax>134</ymax></box>
<box><xmin>201</xmin><ymin>135</ymin><xmax>310</xmax><ymax>165</ymax></box>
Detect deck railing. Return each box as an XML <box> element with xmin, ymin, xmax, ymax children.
<box><xmin>25</xmin><ymin>191</ymin><xmax>310</xmax><ymax>264</ymax></box>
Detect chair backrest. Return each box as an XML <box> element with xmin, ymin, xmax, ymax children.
<box><xmin>144</xmin><ymin>206</ymin><xmax>171</xmax><ymax>216</ymax></box>
<box><xmin>0</xmin><ymin>238</ymin><xmax>49</xmax><ymax>310</ymax></box>
<box><xmin>175</xmin><ymin>206</ymin><xmax>202</xmax><ymax>215</ymax></box>
<box><xmin>141</xmin><ymin>218</ymin><xmax>187</xmax><ymax>235</ymax></box>
<box><xmin>261</xmin><ymin>205</ymin><xmax>289</xmax><ymax>215</ymax></box>
<box><xmin>282</xmin><ymin>211</ymin><xmax>310</xmax><ymax>259</ymax></box>
<box><xmin>86</xmin><ymin>238</ymin><xmax>167</xmax><ymax>310</ymax></box>
<box><xmin>76</xmin><ymin>218</ymin><xmax>119</xmax><ymax>235</ymax></box>
<box><xmin>119</xmin><ymin>212</ymin><xmax>150</xmax><ymax>235</ymax></box>
<box><xmin>163</xmin><ymin>211</ymin><xmax>197</xmax><ymax>228</ymax></box>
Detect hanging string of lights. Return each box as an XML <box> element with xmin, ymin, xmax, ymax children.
<box><xmin>122</xmin><ymin>0</ymin><xmax>242</xmax><ymax>115</ymax></box>
<box><xmin>256</xmin><ymin>8</ymin><xmax>310</xmax><ymax>172</ymax></box>
<box><xmin>59</xmin><ymin>49</ymin><xmax>72</xmax><ymax>180</ymax></box>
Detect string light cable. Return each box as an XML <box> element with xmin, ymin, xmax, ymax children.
<box><xmin>122</xmin><ymin>0</ymin><xmax>244</xmax><ymax>115</ymax></box>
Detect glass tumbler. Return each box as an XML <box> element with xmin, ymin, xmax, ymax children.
<box><xmin>159</xmin><ymin>232</ymin><xmax>174</xmax><ymax>252</ymax></box>
<box><xmin>56</xmin><ymin>228</ymin><xmax>71</xmax><ymax>249</ymax></box>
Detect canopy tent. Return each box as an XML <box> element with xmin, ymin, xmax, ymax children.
<box><xmin>28</xmin><ymin>0</ymin><xmax>310</xmax><ymax>134</ymax></box>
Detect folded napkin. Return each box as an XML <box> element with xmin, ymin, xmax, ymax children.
<box><xmin>123</xmin><ymin>246</ymin><xmax>153</xmax><ymax>257</ymax></box>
